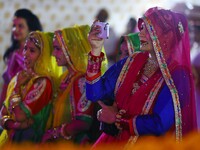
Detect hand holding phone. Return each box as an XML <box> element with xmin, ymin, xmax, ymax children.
<box><xmin>95</xmin><ymin>22</ymin><xmax>109</xmax><ymax>39</ymax></box>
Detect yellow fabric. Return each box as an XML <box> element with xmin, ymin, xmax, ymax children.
<box><xmin>32</xmin><ymin>31</ymin><xmax>63</xmax><ymax>91</ymax></box>
<box><xmin>100</xmin><ymin>47</ymin><xmax>108</xmax><ymax>74</ymax></box>
<box><xmin>0</xmin><ymin>130</ymin><xmax>8</xmax><ymax>146</ymax></box>
<box><xmin>0</xmin><ymin>76</ymin><xmax>16</xmax><ymax>146</ymax></box>
<box><xmin>52</xmin><ymin>71</ymin><xmax>82</xmax><ymax>127</ymax></box>
<box><xmin>32</xmin><ymin>31</ymin><xmax>63</xmax><ymax>129</ymax></box>
<box><xmin>55</xmin><ymin>25</ymin><xmax>108</xmax><ymax>74</ymax></box>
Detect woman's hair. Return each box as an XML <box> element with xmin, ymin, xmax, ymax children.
<box><xmin>95</xmin><ymin>8</ymin><xmax>109</xmax><ymax>22</ymax></box>
<box><xmin>3</xmin><ymin>8</ymin><xmax>43</xmax><ymax>62</ymax></box>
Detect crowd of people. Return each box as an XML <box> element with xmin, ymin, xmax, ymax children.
<box><xmin>0</xmin><ymin>4</ymin><xmax>199</xmax><ymax>149</ymax></box>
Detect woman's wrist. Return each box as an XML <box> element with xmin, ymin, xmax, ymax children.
<box><xmin>91</xmin><ymin>49</ymin><xmax>102</xmax><ymax>56</ymax></box>
<box><xmin>87</xmin><ymin>51</ymin><xmax>104</xmax><ymax>74</ymax></box>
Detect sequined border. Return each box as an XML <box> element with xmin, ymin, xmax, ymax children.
<box><xmin>128</xmin><ymin>76</ymin><xmax>164</xmax><ymax>145</ymax></box>
<box><xmin>114</xmin><ymin>53</ymin><xmax>136</xmax><ymax>96</ymax></box>
<box><xmin>55</xmin><ymin>31</ymin><xmax>77</xmax><ymax>72</ymax></box>
<box><xmin>86</xmin><ymin>75</ymin><xmax>101</xmax><ymax>85</ymax></box>
<box><xmin>144</xmin><ymin>16</ymin><xmax>182</xmax><ymax>141</ymax></box>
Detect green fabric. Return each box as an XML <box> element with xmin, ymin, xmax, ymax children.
<box><xmin>16</xmin><ymin>102</ymin><xmax>53</xmax><ymax>142</ymax></box>
<box><xmin>19</xmin><ymin>102</ymin><xmax>31</xmax><ymax>118</ymax></box>
<box><xmin>127</xmin><ymin>32</ymin><xmax>140</xmax><ymax>52</ymax></box>
<box><xmin>32</xmin><ymin>102</ymin><xmax>53</xmax><ymax>141</ymax></box>
<box><xmin>75</xmin><ymin>115</ymin><xmax>93</xmax><ymax>125</ymax></box>
<box><xmin>119</xmin><ymin>32</ymin><xmax>141</xmax><ymax>53</ymax></box>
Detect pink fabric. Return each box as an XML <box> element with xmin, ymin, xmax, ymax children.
<box><xmin>3</xmin><ymin>52</ymin><xmax>24</xmax><ymax>84</ymax></box>
<box><xmin>0</xmin><ymin>52</ymin><xmax>24</xmax><ymax>107</ymax></box>
<box><xmin>138</xmin><ymin>7</ymin><xmax>197</xmax><ymax>135</ymax></box>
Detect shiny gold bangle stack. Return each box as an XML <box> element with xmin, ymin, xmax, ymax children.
<box><xmin>0</xmin><ymin>115</ymin><xmax>13</xmax><ymax>129</ymax></box>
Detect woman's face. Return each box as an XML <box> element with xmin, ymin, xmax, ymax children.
<box><xmin>119</xmin><ymin>41</ymin><xmax>129</xmax><ymax>60</ymax></box>
<box><xmin>23</xmin><ymin>38</ymin><xmax>41</xmax><ymax>70</ymax></box>
<box><xmin>12</xmin><ymin>17</ymin><xmax>29</xmax><ymax>43</ymax></box>
<box><xmin>138</xmin><ymin>22</ymin><xmax>153</xmax><ymax>52</ymax></box>
<box><xmin>52</xmin><ymin>37</ymin><xmax>68</xmax><ymax>66</ymax></box>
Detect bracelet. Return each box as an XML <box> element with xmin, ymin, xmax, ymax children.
<box><xmin>52</xmin><ymin>127</ymin><xmax>61</xmax><ymax>139</ymax></box>
<box><xmin>115</xmin><ymin>118</ymin><xmax>130</xmax><ymax>130</ymax></box>
<box><xmin>1</xmin><ymin>115</ymin><xmax>13</xmax><ymax>129</ymax></box>
<box><xmin>129</xmin><ymin>119</ymin><xmax>134</xmax><ymax>135</ymax></box>
<box><xmin>87</xmin><ymin>52</ymin><xmax>105</xmax><ymax>73</ymax></box>
<box><xmin>88</xmin><ymin>51</ymin><xmax>105</xmax><ymax>63</ymax></box>
<box><xmin>115</xmin><ymin>109</ymin><xmax>130</xmax><ymax>131</ymax></box>
<box><xmin>87</xmin><ymin>62</ymin><xmax>102</xmax><ymax>73</ymax></box>
<box><xmin>10</xmin><ymin>94</ymin><xmax>21</xmax><ymax>104</ymax></box>
<box><xmin>10</xmin><ymin>94</ymin><xmax>21</xmax><ymax>109</ymax></box>
<box><xmin>60</xmin><ymin>124</ymin><xmax>72</xmax><ymax>140</ymax></box>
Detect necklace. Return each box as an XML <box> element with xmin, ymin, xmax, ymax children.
<box><xmin>143</xmin><ymin>57</ymin><xmax>158</xmax><ymax>78</ymax></box>
<box><xmin>131</xmin><ymin>57</ymin><xmax>158</xmax><ymax>95</ymax></box>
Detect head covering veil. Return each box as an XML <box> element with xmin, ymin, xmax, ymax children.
<box><xmin>54</xmin><ymin>25</ymin><xmax>107</xmax><ymax>74</ymax></box>
<box><xmin>29</xmin><ymin>31</ymin><xmax>62</xmax><ymax>90</ymax></box>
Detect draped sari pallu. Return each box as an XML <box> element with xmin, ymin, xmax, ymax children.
<box><xmin>96</xmin><ymin>53</ymin><xmax>164</xmax><ymax>143</ymax></box>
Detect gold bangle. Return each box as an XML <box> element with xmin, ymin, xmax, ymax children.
<box><xmin>1</xmin><ymin>115</ymin><xmax>11</xmax><ymax>120</ymax></box>
<box><xmin>9</xmin><ymin>94</ymin><xmax>21</xmax><ymax>110</ymax></box>
<box><xmin>11</xmin><ymin>94</ymin><xmax>21</xmax><ymax>98</ymax></box>
<box><xmin>1</xmin><ymin>116</ymin><xmax>13</xmax><ymax>129</ymax></box>
<box><xmin>10</xmin><ymin>95</ymin><xmax>21</xmax><ymax>103</ymax></box>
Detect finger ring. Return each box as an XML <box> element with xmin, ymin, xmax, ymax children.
<box><xmin>97</xmin><ymin>111</ymin><xmax>100</xmax><ymax>119</ymax></box>
<box><xmin>97</xmin><ymin>109</ymin><xmax>102</xmax><ymax>120</ymax></box>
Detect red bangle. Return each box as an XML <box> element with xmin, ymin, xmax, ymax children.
<box><xmin>115</xmin><ymin>109</ymin><xmax>130</xmax><ymax>131</ymax></box>
<box><xmin>87</xmin><ymin>52</ymin><xmax>105</xmax><ymax>73</ymax></box>
<box><xmin>88</xmin><ymin>51</ymin><xmax>105</xmax><ymax>63</ymax></box>
<box><xmin>129</xmin><ymin>119</ymin><xmax>134</xmax><ymax>135</ymax></box>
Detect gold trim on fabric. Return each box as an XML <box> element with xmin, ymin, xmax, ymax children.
<box><xmin>126</xmin><ymin>77</ymin><xmax>164</xmax><ymax>146</ymax></box>
<box><xmin>25</xmin><ymin>78</ymin><xmax>47</xmax><ymax>104</ymax></box>
<box><xmin>114</xmin><ymin>54</ymin><xmax>137</xmax><ymax>96</ymax></box>
<box><xmin>54</xmin><ymin>31</ymin><xmax>77</xmax><ymax>72</ymax></box>
<box><xmin>144</xmin><ymin>16</ymin><xmax>182</xmax><ymax>141</ymax></box>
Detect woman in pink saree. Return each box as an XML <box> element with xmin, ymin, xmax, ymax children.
<box><xmin>86</xmin><ymin>7</ymin><xmax>197</xmax><ymax>148</ymax></box>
